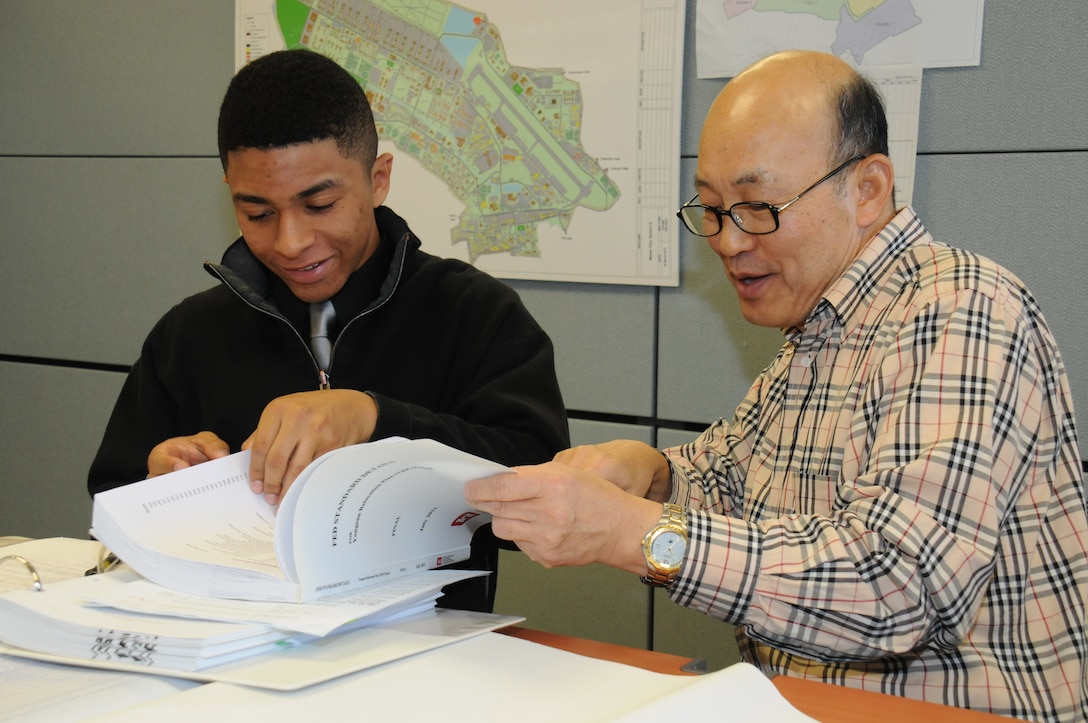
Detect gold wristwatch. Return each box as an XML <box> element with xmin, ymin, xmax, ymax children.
<box><xmin>640</xmin><ymin>503</ymin><xmax>688</xmax><ymax>587</ymax></box>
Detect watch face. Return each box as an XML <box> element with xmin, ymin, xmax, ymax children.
<box><xmin>651</xmin><ymin>531</ymin><xmax>685</xmax><ymax>567</ymax></box>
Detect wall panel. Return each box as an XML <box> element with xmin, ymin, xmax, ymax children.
<box><xmin>0</xmin><ymin>157</ymin><xmax>235</xmax><ymax>364</ymax></box>
<box><xmin>0</xmin><ymin>365</ymin><xmax>124</xmax><ymax>538</ymax></box>
<box><xmin>512</xmin><ymin>283</ymin><xmax>658</xmax><ymax>418</ymax></box>
<box><xmin>0</xmin><ymin>1</ymin><xmax>1084</xmax><ymax>662</ymax></box>
<box><xmin>0</xmin><ymin>1</ymin><xmax>230</xmax><ymax>156</ymax></box>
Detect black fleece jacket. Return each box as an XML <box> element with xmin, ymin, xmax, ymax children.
<box><xmin>88</xmin><ymin>206</ymin><xmax>569</xmax><ymax>610</ymax></box>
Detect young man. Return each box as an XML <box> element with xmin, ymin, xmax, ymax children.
<box><xmin>466</xmin><ymin>51</ymin><xmax>1086</xmax><ymax>721</ymax></box>
<box><xmin>88</xmin><ymin>49</ymin><xmax>569</xmax><ymax>613</ymax></box>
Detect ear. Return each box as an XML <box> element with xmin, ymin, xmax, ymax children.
<box><xmin>369</xmin><ymin>152</ymin><xmax>393</xmax><ymax>208</ymax></box>
<box><xmin>853</xmin><ymin>153</ymin><xmax>895</xmax><ymax>228</ymax></box>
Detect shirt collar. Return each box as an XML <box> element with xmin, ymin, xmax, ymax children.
<box><xmin>792</xmin><ymin>207</ymin><xmax>926</xmax><ymax>341</ymax></box>
<box><xmin>269</xmin><ymin>230</ymin><xmax>396</xmax><ymax>339</ymax></box>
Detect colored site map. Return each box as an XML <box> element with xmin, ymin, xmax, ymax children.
<box><xmin>237</xmin><ymin>0</ymin><xmax>685</xmax><ymax>285</ymax></box>
<box><xmin>277</xmin><ymin>0</ymin><xmax>618</xmax><ymax>263</ymax></box>
<box><xmin>695</xmin><ymin>0</ymin><xmax>984</xmax><ymax>78</ymax></box>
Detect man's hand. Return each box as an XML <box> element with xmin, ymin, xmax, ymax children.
<box><xmin>554</xmin><ymin>440</ymin><xmax>673</xmax><ymax>501</ymax></box>
<box><xmin>243</xmin><ymin>389</ymin><xmax>378</xmax><ymax>505</ymax></box>
<box><xmin>147</xmin><ymin>431</ymin><xmax>230</xmax><ymax>478</ymax></box>
<box><xmin>464</xmin><ymin>462</ymin><xmax>662</xmax><ymax>573</ymax></box>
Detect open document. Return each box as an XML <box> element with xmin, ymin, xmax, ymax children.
<box><xmin>90</xmin><ymin>438</ymin><xmax>508</xmax><ymax>602</ymax></box>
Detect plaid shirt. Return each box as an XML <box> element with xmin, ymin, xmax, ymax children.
<box><xmin>664</xmin><ymin>207</ymin><xmax>1087</xmax><ymax>722</ymax></box>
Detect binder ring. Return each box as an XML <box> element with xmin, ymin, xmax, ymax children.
<box><xmin>0</xmin><ymin>554</ymin><xmax>43</xmax><ymax>591</ymax></box>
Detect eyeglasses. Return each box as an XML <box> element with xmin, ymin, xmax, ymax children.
<box><xmin>676</xmin><ymin>155</ymin><xmax>866</xmax><ymax>237</ymax></box>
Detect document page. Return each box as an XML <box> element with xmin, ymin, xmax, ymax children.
<box><xmin>86</xmin><ymin>569</ymin><xmax>487</xmax><ymax>636</ymax></box>
<box><xmin>0</xmin><ymin>654</ymin><xmax>197</xmax><ymax>723</ymax></box>
<box><xmin>92</xmin><ymin>438</ymin><xmax>510</xmax><ymax>602</ymax></box>
<box><xmin>0</xmin><ymin>537</ymin><xmax>102</xmax><ymax>593</ymax></box>
<box><xmin>280</xmin><ymin>438</ymin><xmax>507</xmax><ymax>600</ymax></box>
<box><xmin>91</xmin><ymin>451</ymin><xmax>281</xmax><ymax>575</ymax></box>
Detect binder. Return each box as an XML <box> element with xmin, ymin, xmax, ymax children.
<box><xmin>0</xmin><ymin>554</ymin><xmax>42</xmax><ymax>591</ymax></box>
<box><xmin>0</xmin><ymin>537</ymin><xmax>523</xmax><ymax>689</ymax></box>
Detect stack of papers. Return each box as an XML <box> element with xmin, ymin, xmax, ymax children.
<box><xmin>0</xmin><ymin>538</ymin><xmax>521</xmax><ymax>686</ymax></box>
<box><xmin>89</xmin><ymin>438</ymin><xmax>507</xmax><ymax>603</ymax></box>
<box><xmin>0</xmin><ymin>439</ymin><xmax>522</xmax><ymax>686</ymax></box>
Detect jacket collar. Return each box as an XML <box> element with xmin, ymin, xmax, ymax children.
<box><xmin>203</xmin><ymin>206</ymin><xmax>421</xmax><ymax>326</ymax></box>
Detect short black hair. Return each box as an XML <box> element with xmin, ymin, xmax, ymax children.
<box><xmin>217</xmin><ymin>49</ymin><xmax>378</xmax><ymax>171</ymax></box>
<box><xmin>832</xmin><ymin>72</ymin><xmax>889</xmax><ymax>165</ymax></box>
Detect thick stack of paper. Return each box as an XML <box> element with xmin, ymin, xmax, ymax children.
<box><xmin>0</xmin><ymin>572</ymin><xmax>287</xmax><ymax>671</ymax></box>
<box><xmin>0</xmin><ymin>439</ymin><xmax>519</xmax><ymax>686</ymax></box>
<box><xmin>0</xmin><ymin>566</ymin><xmax>481</xmax><ymax>672</ymax></box>
<box><xmin>90</xmin><ymin>437</ymin><xmax>508</xmax><ymax>603</ymax></box>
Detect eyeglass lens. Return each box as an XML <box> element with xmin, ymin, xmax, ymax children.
<box><xmin>678</xmin><ymin>202</ymin><xmax>777</xmax><ymax>236</ymax></box>
<box><xmin>729</xmin><ymin>204</ymin><xmax>776</xmax><ymax>234</ymax></box>
<box><xmin>678</xmin><ymin>205</ymin><xmax>710</xmax><ymax>235</ymax></box>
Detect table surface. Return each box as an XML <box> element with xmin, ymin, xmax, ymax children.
<box><xmin>500</xmin><ymin>627</ymin><xmax>1019</xmax><ymax>723</ymax></box>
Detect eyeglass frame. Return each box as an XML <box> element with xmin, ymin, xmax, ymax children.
<box><xmin>676</xmin><ymin>154</ymin><xmax>867</xmax><ymax>237</ymax></box>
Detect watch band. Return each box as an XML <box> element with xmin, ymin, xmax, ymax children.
<box><xmin>640</xmin><ymin>503</ymin><xmax>688</xmax><ymax>587</ymax></box>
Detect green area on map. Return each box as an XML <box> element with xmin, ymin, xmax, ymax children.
<box><xmin>274</xmin><ymin>0</ymin><xmax>620</xmax><ymax>261</ymax></box>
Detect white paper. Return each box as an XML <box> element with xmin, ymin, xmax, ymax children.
<box><xmin>284</xmin><ymin>439</ymin><xmax>504</xmax><ymax>598</ymax></box>
<box><xmin>87</xmin><ymin>633</ymin><xmax>815</xmax><ymax>722</ymax></box>
<box><xmin>86</xmin><ymin>569</ymin><xmax>487</xmax><ymax>636</ymax></box>
<box><xmin>0</xmin><ymin>537</ymin><xmax>103</xmax><ymax>593</ymax></box>
<box><xmin>6</xmin><ymin>609</ymin><xmax>524</xmax><ymax>693</ymax></box>
<box><xmin>0</xmin><ymin>654</ymin><xmax>198</xmax><ymax>723</ymax></box>
<box><xmin>90</xmin><ymin>451</ymin><xmax>293</xmax><ymax>598</ymax></box>
<box><xmin>613</xmin><ymin>662</ymin><xmax>818</xmax><ymax>721</ymax></box>
<box><xmin>91</xmin><ymin>438</ymin><xmax>508</xmax><ymax>602</ymax></box>
<box><xmin>0</xmin><ymin>571</ymin><xmax>288</xmax><ymax>671</ymax></box>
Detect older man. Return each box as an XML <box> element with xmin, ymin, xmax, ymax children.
<box><xmin>466</xmin><ymin>51</ymin><xmax>1086</xmax><ymax>721</ymax></box>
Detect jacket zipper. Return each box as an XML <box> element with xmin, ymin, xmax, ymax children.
<box><xmin>204</xmin><ymin>235</ymin><xmax>411</xmax><ymax>391</ymax></box>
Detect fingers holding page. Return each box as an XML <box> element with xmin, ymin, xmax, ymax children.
<box><xmin>466</xmin><ymin>462</ymin><xmax>658</xmax><ymax>571</ymax></box>
<box><xmin>244</xmin><ymin>390</ymin><xmax>377</xmax><ymax>506</ymax></box>
<box><xmin>553</xmin><ymin>440</ymin><xmax>670</xmax><ymax>498</ymax></box>
<box><xmin>146</xmin><ymin>432</ymin><xmax>230</xmax><ymax>478</ymax></box>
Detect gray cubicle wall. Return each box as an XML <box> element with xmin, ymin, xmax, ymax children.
<box><xmin>2</xmin><ymin>2</ymin><xmax>1085</xmax><ymax>670</ymax></box>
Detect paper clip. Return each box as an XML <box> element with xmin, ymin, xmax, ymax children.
<box><xmin>0</xmin><ymin>554</ymin><xmax>43</xmax><ymax>591</ymax></box>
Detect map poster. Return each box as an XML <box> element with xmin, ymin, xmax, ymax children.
<box><xmin>695</xmin><ymin>0</ymin><xmax>985</xmax><ymax>79</ymax></box>
<box><xmin>236</xmin><ymin>0</ymin><xmax>685</xmax><ymax>286</ymax></box>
